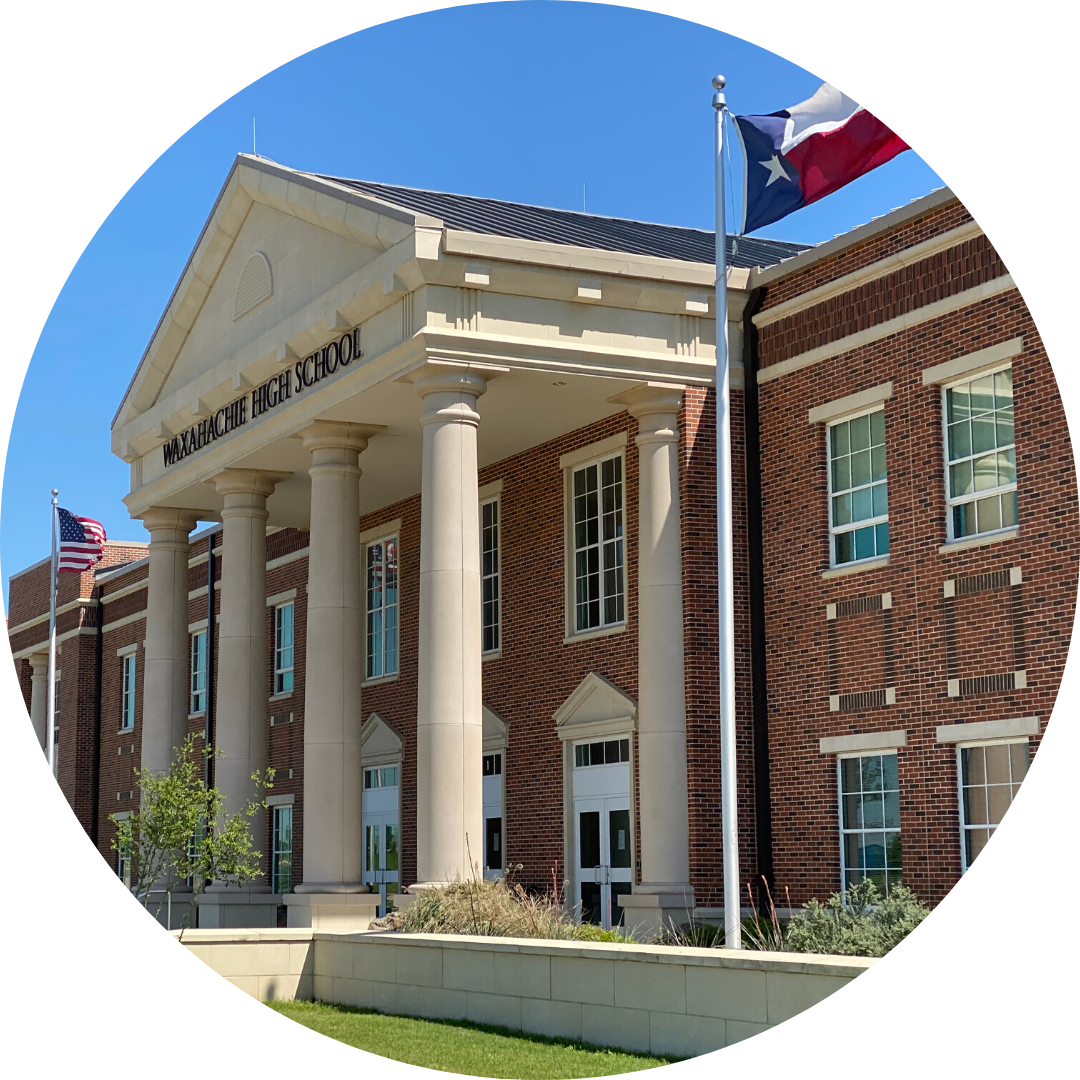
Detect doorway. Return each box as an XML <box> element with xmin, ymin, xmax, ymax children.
<box><xmin>362</xmin><ymin>764</ymin><xmax>400</xmax><ymax>917</ymax></box>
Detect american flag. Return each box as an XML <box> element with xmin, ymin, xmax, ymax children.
<box><xmin>57</xmin><ymin>508</ymin><xmax>106</xmax><ymax>573</ymax></box>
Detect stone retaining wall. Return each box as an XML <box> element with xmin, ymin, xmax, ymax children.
<box><xmin>175</xmin><ymin>929</ymin><xmax>874</xmax><ymax>1058</ymax></box>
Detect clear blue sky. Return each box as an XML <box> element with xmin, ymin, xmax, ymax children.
<box><xmin>1</xmin><ymin>1</ymin><xmax>941</xmax><ymax>602</ymax></box>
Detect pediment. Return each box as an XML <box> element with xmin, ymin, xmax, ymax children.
<box><xmin>483</xmin><ymin>703</ymin><xmax>509</xmax><ymax>750</ymax></box>
<box><xmin>553</xmin><ymin>673</ymin><xmax>636</xmax><ymax>742</ymax></box>
<box><xmin>112</xmin><ymin>154</ymin><xmax>444</xmax><ymax>442</ymax></box>
<box><xmin>361</xmin><ymin>712</ymin><xmax>405</xmax><ymax>765</ymax></box>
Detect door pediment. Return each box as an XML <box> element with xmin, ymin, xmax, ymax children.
<box><xmin>554</xmin><ymin>673</ymin><xmax>637</xmax><ymax>742</ymax></box>
<box><xmin>361</xmin><ymin>712</ymin><xmax>405</xmax><ymax>766</ymax></box>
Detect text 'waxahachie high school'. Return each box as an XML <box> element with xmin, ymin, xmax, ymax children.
<box><xmin>8</xmin><ymin>155</ymin><xmax>1077</xmax><ymax>933</ymax></box>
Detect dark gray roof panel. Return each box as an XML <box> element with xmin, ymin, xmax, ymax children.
<box><xmin>314</xmin><ymin>175</ymin><xmax>809</xmax><ymax>269</ymax></box>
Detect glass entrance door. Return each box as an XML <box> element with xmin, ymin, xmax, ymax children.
<box><xmin>575</xmin><ymin>798</ymin><xmax>632</xmax><ymax>928</ymax></box>
<box><xmin>362</xmin><ymin>765</ymin><xmax>400</xmax><ymax>917</ymax></box>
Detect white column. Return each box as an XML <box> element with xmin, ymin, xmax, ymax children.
<box><xmin>28</xmin><ymin>652</ymin><xmax>49</xmax><ymax>753</ymax></box>
<box><xmin>140</xmin><ymin>507</ymin><xmax>200</xmax><ymax>775</ymax></box>
<box><xmin>414</xmin><ymin>365</ymin><xmax>489</xmax><ymax>888</ymax></box>
<box><xmin>617</xmin><ymin>384</ymin><xmax>694</xmax><ymax>925</ymax></box>
<box><xmin>295</xmin><ymin>422</ymin><xmax>381</xmax><ymax>894</ymax></box>
<box><xmin>210</xmin><ymin>469</ymin><xmax>287</xmax><ymax>887</ymax></box>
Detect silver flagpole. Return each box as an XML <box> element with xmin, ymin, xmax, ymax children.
<box><xmin>46</xmin><ymin>488</ymin><xmax>59</xmax><ymax>776</ymax></box>
<box><xmin>712</xmin><ymin>74</ymin><xmax>741</xmax><ymax>949</ymax></box>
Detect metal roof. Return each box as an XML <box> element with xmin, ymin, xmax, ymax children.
<box><xmin>314</xmin><ymin>175</ymin><xmax>809</xmax><ymax>269</ymax></box>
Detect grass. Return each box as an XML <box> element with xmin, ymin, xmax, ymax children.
<box><xmin>267</xmin><ymin>999</ymin><xmax>677</xmax><ymax>1078</ymax></box>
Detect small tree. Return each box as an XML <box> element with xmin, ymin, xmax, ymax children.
<box><xmin>110</xmin><ymin>735</ymin><xmax>273</xmax><ymax>927</ymax></box>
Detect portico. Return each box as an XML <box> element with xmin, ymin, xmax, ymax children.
<box><xmin>106</xmin><ymin>153</ymin><xmax>764</xmax><ymax>932</ymax></box>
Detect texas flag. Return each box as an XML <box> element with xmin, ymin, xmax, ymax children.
<box><xmin>733</xmin><ymin>83</ymin><xmax>909</xmax><ymax>234</ymax></box>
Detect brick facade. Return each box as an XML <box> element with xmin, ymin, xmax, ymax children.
<box><xmin>10</xmin><ymin>192</ymin><xmax>1076</xmax><ymax>914</ymax></box>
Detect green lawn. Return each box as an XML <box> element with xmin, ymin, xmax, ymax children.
<box><xmin>267</xmin><ymin>1000</ymin><xmax>677</xmax><ymax>1078</ymax></box>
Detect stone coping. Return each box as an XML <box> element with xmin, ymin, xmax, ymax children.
<box><xmin>172</xmin><ymin>928</ymin><xmax>874</xmax><ymax>978</ymax></box>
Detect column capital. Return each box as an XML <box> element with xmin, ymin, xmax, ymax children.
<box><xmin>413</xmin><ymin>363</ymin><xmax>494</xmax><ymax>401</ymax></box>
<box><xmin>27</xmin><ymin>651</ymin><xmax>49</xmax><ymax>673</ymax></box>
<box><xmin>608</xmin><ymin>382</ymin><xmax>686</xmax><ymax>419</ymax></box>
<box><xmin>209</xmin><ymin>468</ymin><xmax>290</xmax><ymax>500</ymax></box>
<box><xmin>139</xmin><ymin>506</ymin><xmax>200</xmax><ymax>534</ymax></box>
<box><xmin>297</xmin><ymin>420</ymin><xmax>385</xmax><ymax>455</ymax></box>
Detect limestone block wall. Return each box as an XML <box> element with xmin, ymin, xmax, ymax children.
<box><xmin>176</xmin><ymin>929</ymin><xmax>873</xmax><ymax>1059</ymax></box>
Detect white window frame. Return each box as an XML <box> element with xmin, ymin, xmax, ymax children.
<box><xmin>480</xmin><ymin>494</ymin><xmax>501</xmax><ymax>656</ymax></box>
<box><xmin>567</xmin><ymin>450</ymin><xmax>627</xmax><ymax>636</ymax></box>
<box><xmin>273</xmin><ymin>602</ymin><xmax>294</xmax><ymax>696</ymax></box>
<box><xmin>836</xmin><ymin>750</ymin><xmax>902</xmax><ymax>896</ymax></box>
<box><xmin>189</xmin><ymin>630</ymin><xmax>207</xmax><ymax>716</ymax></box>
<box><xmin>942</xmin><ymin>363</ymin><xmax>1017</xmax><ymax>542</ymax></box>
<box><xmin>955</xmin><ymin>737</ymin><xmax>1029</xmax><ymax>874</ymax></box>
<box><xmin>272</xmin><ymin>804</ymin><xmax>293</xmax><ymax>894</ymax></box>
<box><xmin>365</xmin><ymin>533</ymin><xmax>399</xmax><ymax>680</ymax></box>
<box><xmin>827</xmin><ymin>406</ymin><xmax>889</xmax><ymax>568</ymax></box>
<box><xmin>120</xmin><ymin>654</ymin><xmax>136</xmax><ymax>732</ymax></box>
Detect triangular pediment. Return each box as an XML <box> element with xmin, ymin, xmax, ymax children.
<box><xmin>111</xmin><ymin>155</ymin><xmax>445</xmax><ymax>451</ymax></box>
<box><xmin>361</xmin><ymin>712</ymin><xmax>405</xmax><ymax>765</ymax></box>
<box><xmin>553</xmin><ymin>673</ymin><xmax>636</xmax><ymax>741</ymax></box>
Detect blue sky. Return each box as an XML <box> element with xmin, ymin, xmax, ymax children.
<box><xmin>1</xmin><ymin>1</ymin><xmax>942</xmax><ymax>601</ymax></box>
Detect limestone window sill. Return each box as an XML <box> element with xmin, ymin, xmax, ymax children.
<box><xmin>362</xmin><ymin>673</ymin><xmax>400</xmax><ymax>689</ymax></box>
<box><xmin>821</xmin><ymin>556</ymin><xmax>890</xmax><ymax>580</ymax></box>
<box><xmin>268</xmin><ymin>692</ymin><xmax>293</xmax><ymax>704</ymax></box>
<box><xmin>482</xmin><ymin>649</ymin><xmax>502</xmax><ymax>662</ymax></box>
<box><xmin>117</xmin><ymin>727</ymin><xmax>135</xmax><ymax>737</ymax></box>
<box><xmin>563</xmin><ymin>622</ymin><xmax>627</xmax><ymax>645</ymax></box>
<box><xmin>938</xmin><ymin>526</ymin><xmax>1019</xmax><ymax>555</ymax></box>
<box><xmin>188</xmin><ymin>710</ymin><xmax>206</xmax><ymax>721</ymax></box>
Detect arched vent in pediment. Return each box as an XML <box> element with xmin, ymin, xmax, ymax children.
<box><xmin>234</xmin><ymin>252</ymin><xmax>272</xmax><ymax>320</ymax></box>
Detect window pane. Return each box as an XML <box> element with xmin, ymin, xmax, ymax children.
<box><xmin>385</xmin><ymin>825</ymin><xmax>399</xmax><ymax>872</ymax></box>
<box><xmin>973</xmin><ymin>452</ymin><xmax>998</xmax><ymax>492</ymax></box>
<box><xmin>861</xmin><ymin>755</ymin><xmax>884</xmax><ymax>792</ymax></box>
<box><xmin>976</xmin><ymin>494</ymin><xmax>1002</xmax><ymax>533</ymax></box>
<box><xmin>883</xmin><ymin>790</ymin><xmax>900</xmax><ymax>829</ymax></box>
<box><xmin>841</xmin><ymin>758</ymin><xmax>862</xmax><ymax>794</ymax></box>
<box><xmin>579</xmin><ymin>812</ymin><xmax>600</xmax><ymax>868</ymax></box>
<box><xmin>862</xmin><ymin>793</ymin><xmax>884</xmax><ymax>829</ymax></box>
<box><xmin>834</xmin><ymin>531</ymin><xmax>854</xmax><ymax>565</ymax></box>
<box><xmin>849</xmin><ymin>413</ymin><xmax>871</xmax><ymax>452</ymax></box>
<box><xmin>609</xmin><ymin>809</ymin><xmax>631</xmax><ymax>868</ymax></box>
<box><xmin>1001</xmin><ymin>490</ymin><xmax>1018</xmax><ymax>527</ymax></box>
<box><xmin>969</xmin><ymin>374</ymin><xmax>994</xmax><ymax>415</ymax></box>
<box><xmin>831</xmin><ymin>422</ymin><xmax>849</xmax><ymax>457</ymax></box>
<box><xmin>851</xmin><ymin>486</ymin><xmax>872</xmax><ymax>522</ymax></box>
<box><xmin>950</xmin><ymin>459</ymin><xmax>973</xmax><ymax>497</ymax></box>
<box><xmin>875</xmin><ymin>523</ymin><xmax>890</xmax><ymax>555</ymax></box>
<box><xmin>833</xmin><ymin>493</ymin><xmax>852</xmax><ymax>527</ymax></box>
<box><xmin>604</xmin><ymin>740</ymin><xmax>621</xmax><ymax>764</ymax></box>
<box><xmin>854</xmin><ymin>526</ymin><xmax>876</xmax><ymax>561</ymax></box>
<box><xmin>997</xmin><ymin>448</ymin><xmax>1016</xmax><ymax>486</ymax></box>
<box><xmin>964</xmin><ymin>785</ymin><xmax>988</xmax><ymax>827</ymax></box>
<box><xmin>961</xmin><ymin>747</ymin><xmax>985</xmax><ymax>787</ymax></box>
<box><xmin>1010</xmin><ymin>742</ymin><xmax>1029</xmax><ymax>781</ymax></box>
<box><xmin>850</xmin><ymin>449</ymin><xmax>872</xmax><ymax>488</ymax></box>
<box><xmin>869</xmin><ymin>409</ymin><xmax>885</xmax><ymax>446</ymax></box>
<box><xmin>881</xmin><ymin>754</ymin><xmax>898</xmax><ymax>791</ymax></box>
<box><xmin>619</xmin><ymin>739</ymin><xmax>629</xmax><ymax>762</ymax></box>
<box><xmin>871</xmin><ymin>482</ymin><xmax>888</xmax><ymax>517</ymax></box>
<box><xmin>832</xmin><ymin>456</ymin><xmax>850</xmax><ymax>493</ymax></box>
<box><xmin>947</xmin><ymin>386</ymin><xmax>970</xmax><ymax>424</ymax></box>
<box><xmin>948</xmin><ymin>420</ymin><xmax>971</xmax><ymax>461</ymax></box>
<box><xmin>870</xmin><ymin>444</ymin><xmax>886</xmax><ymax>482</ymax></box>
<box><xmin>971</xmin><ymin>415</ymin><xmax>996</xmax><ymax>455</ymax></box>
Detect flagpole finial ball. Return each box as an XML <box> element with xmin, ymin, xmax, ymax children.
<box><xmin>51</xmin><ymin>489</ymin><xmax>58</xmax><ymax>497</ymax></box>
<box><xmin>712</xmin><ymin>74</ymin><xmax>726</xmax><ymax>90</ymax></box>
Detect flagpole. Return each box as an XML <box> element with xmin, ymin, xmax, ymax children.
<box><xmin>713</xmin><ymin>74</ymin><xmax>741</xmax><ymax>950</ymax></box>
<box><xmin>46</xmin><ymin>488</ymin><xmax>59</xmax><ymax>776</ymax></box>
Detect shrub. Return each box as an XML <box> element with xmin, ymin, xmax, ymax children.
<box><xmin>783</xmin><ymin>878</ymin><xmax>930</xmax><ymax>957</ymax></box>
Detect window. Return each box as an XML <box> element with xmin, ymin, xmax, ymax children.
<box><xmin>572</xmin><ymin>455</ymin><xmax>625</xmax><ymax>632</ymax></box>
<box><xmin>945</xmin><ymin>366</ymin><xmax>1016</xmax><ymax>539</ymax></box>
<box><xmin>828</xmin><ymin>409</ymin><xmax>888</xmax><ymax>565</ymax></box>
<box><xmin>190</xmin><ymin>631</ymin><xmax>207</xmax><ymax>714</ymax></box>
<box><xmin>120</xmin><ymin>654</ymin><xmax>136</xmax><ymax>731</ymax></box>
<box><xmin>117</xmin><ymin>835</ymin><xmax>131</xmax><ymax>889</ymax></box>
<box><xmin>839</xmin><ymin>752</ymin><xmax>902</xmax><ymax>895</ymax></box>
<box><xmin>274</xmin><ymin>603</ymin><xmax>294</xmax><ymax>695</ymax></box>
<box><xmin>272</xmin><ymin>805</ymin><xmax>292</xmax><ymax>894</ymax></box>
<box><xmin>366</xmin><ymin>535</ymin><xmax>399</xmax><ymax>678</ymax></box>
<box><xmin>959</xmin><ymin>741</ymin><xmax>1028</xmax><ymax>872</ymax></box>
<box><xmin>481</xmin><ymin>498</ymin><xmax>501</xmax><ymax>653</ymax></box>
<box><xmin>574</xmin><ymin>738</ymin><xmax>630</xmax><ymax>768</ymax></box>
<box><xmin>482</xmin><ymin>753</ymin><xmax>502</xmax><ymax>776</ymax></box>
<box><xmin>364</xmin><ymin>766</ymin><xmax>400</xmax><ymax>789</ymax></box>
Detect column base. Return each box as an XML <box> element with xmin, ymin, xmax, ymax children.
<box><xmin>195</xmin><ymin>889</ymin><xmax>283</xmax><ymax>929</ymax></box>
<box><xmin>284</xmin><ymin>891</ymin><xmax>379</xmax><ymax>931</ymax></box>
<box><xmin>620</xmin><ymin>884</ymin><xmax>696</xmax><ymax>939</ymax></box>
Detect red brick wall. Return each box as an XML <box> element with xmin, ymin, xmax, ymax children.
<box><xmin>757</xmin><ymin>258</ymin><xmax>1078</xmax><ymax>906</ymax></box>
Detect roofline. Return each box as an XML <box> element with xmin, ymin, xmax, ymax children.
<box><xmin>749</xmin><ymin>187</ymin><xmax>958</xmax><ymax>288</ymax></box>
<box><xmin>7</xmin><ymin>540</ymin><xmax>149</xmax><ymax>585</ymax></box>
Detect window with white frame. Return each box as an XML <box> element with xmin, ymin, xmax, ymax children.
<box><xmin>481</xmin><ymin>497</ymin><xmax>500</xmax><ymax>653</ymax></box>
<box><xmin>828</xmin><ymin>408</ymin><xmax>888</xmax><ymax>565</ymax></box>
<box><xmin>838</xmin><ymin>752</ymin><xmax>902</xmax><ymax>895</ymax></box>
<box><xmin>272</xmin><ymin>805</ymin><xmax>293</xmax><ymax>894</ymax></box>
<box><xmin>945</xmin><ymin>365</ymin><xmax>1016</xmax><ymax>540</ymax></box>
<box><xmin>364</xmin><ymin>765</ymin><xmax>400</xmax><ymax>789</ymax></box>
<box><xmin>958</xmin><ymin>740</ymin><xmax>1028</xmax><ymax>872</ymax></box>
<box><xmin>120</xmin><ymin>655</ymin><xmax>135</xmax><ymax>731</ymax></box>
<box><xmin>365</xmin><ymin>535</ymin><xmax>399</xmax><ymax>679</ymax></box>
<box><xmin>190</xmin><ymin>631</ymin><xmax>207</xmax><ymax>715</ymax></box>
<box><xmin>274</xmin><ymin>603</ymin><xmax>294</xmax><ymax>695</ymax></box>
<box><xmin>572</xmin><ymin>455</ymin><xmax>625</xmax><ymax>632</ymax></box>
<box><xmin>117</xmin><ymin>827</ymin><xmax>131</xmax><ymax>888</ymax></box>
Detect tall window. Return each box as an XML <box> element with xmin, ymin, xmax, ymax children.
<box><xmin>117</xmin><ymin>832</ymin><xmax>131</xmax><ymax>888</ymax></box>
<box><xmin>190</xmin><ymin>631</ymin><xmax>207</xmax><ymax>714</ymax></box>
<box><xmin>272</xmin><ymin>805</ymin><xmax>292</xmax><ymax>894</ymax></box>
<box><xmin>828</xmin><ymin>409</ymin><xmax>888</xmax><ymax>565</ymax></box>
<box><xmin>945</xmin><ymin>366</ymin><xmax>1016</xmax><ymax>539</ymax></box>
<box><xmin>120</xmin><ymin>655</ymin><xmax>136</xmax><ymax>731</ymax></box>
<box><xmin>572</xmin><ymin>455</ymin><xmax>625</xmax><ymax>632</ymax></box>
<box><xmin>481</xmin><ymin>498</ymin><xmax>500</xmax><ymax>653</ymax></box>
<box><xmin>366</xmin><ymin>536</ymin><xmax>399</xmax><ymax>679</ymax></box>
<box><xmin>839</xmin><ymin>752</ymin><xmax>902</xmax><ymax>895</ymax></box>
<box><xmin>274</xmin><ymin>603</ymin><xmax>294</xmax><ymax>695</ymax></box>
<box><xmin>959</xmin><ymin>741</ymin><xmax>1028</xmax><ymax>872</ymax></box>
